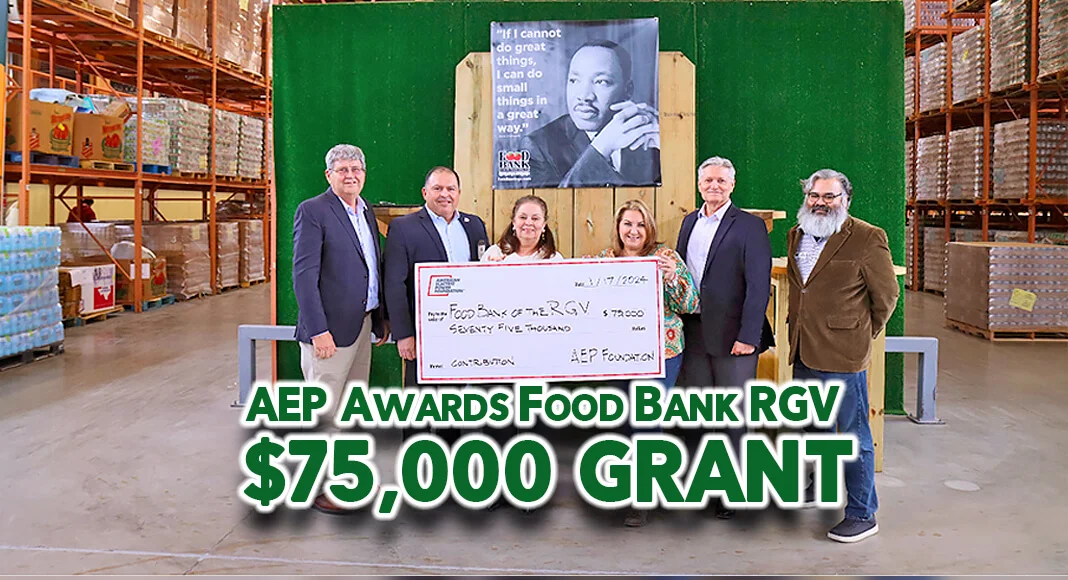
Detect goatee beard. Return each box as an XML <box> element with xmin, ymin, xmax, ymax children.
<box><xmin>797</xmin><ymin>203</ymin><xmax>848</xmax><ymax>239</ymax></box>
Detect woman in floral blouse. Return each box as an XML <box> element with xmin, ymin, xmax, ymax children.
<box><xmin>598</xmin><ymin>199</ymin><xmax>698</xmax><ymax>528</ymax></box>
<box><xmin>598</xmin><ymin>199</ymin><xmax>699</xmax><ymax>390</ymax></box>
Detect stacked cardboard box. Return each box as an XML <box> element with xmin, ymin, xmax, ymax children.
<box><xmin>919</xmin><ymin>43</ymin><xmax>947</xmax><ymax>113</ymax></box>
<box><xmin>142</xmin><ymin>0</ymin><xmax>176</xmax><ymax>39</ymax></box>
<box><xmin>946</xmin><ymin>242</ymin><xmax>1068</xmax><ymax>331</ymax></box>
<box><xmin>238</xmin><ymin>220</ymin><xmax>265</xmax><ymax>284</ymax></box>
<box><xmin>58</xmin><ymin>270</ymin><xmax>82</xmax><ymax>320</ymax></box>
<box><xmin>923</xmin><ymin>227</ymin><xmax>947</xmax><ymax>292</ymax></box>
<box><xmin>115</xmin><ymin>257</ymin><xmax>168</xmax><ymax>305</ymax></box>
<box><xmin>1039</xmin><ymin>0</ymin><xmax>1068</xmax><ymax>78</ymax></box>
<box><xmin>991</xmin><ymin>0</ymin><xmax>1030</xmax><ymax>92</ymax></box>
<box><xmin>993</xmin><ymin>119</ymin><xmax>1068</xmax><ymax>199</ymax></box>
<box><xmin>137</xmin><ymin>98</ymin><xmax>211</xmax><ymax>174</ymax></box>
<box><xmin>916</xmin><ymin>134</ymin><xmax>946</xmax><ymax>201</ymax></box>
<box><xmin>952</xmin><ymin>26</ymin><xmax>985</xmax><ymax>104</ymax></box>
<box><xmin>243</xmin><ymin>0</ymin><xmax>265</xmax><ymax>75</ymax></box>
<box><xmin>217</xmin><ymin>0</ymin><xmax>248</xmax><ymax>66</ymax></box>
<box><xmin>216</xmin><ymin>222</ymin><xmax>240</xmax><ymax>288</ymax></box>
<box><xmin>947</xmin><ymin>126</ymin><xmax>987</xmax><ymax>200</ymax></box>
<box><xmin>5</xmin><ymin>100</ymin><xmax>75</xmax><ymax>156</ymax></box>
<box><xmin>214</xmin><ymin>110</ymin><xmax>241</xmax><ymax>177</ymax></box>
<box><xmin>905</xmin><ymin>56</ymin><xmax>916</xmax><ymax>118</ymax></box>
<box><xmin>60</xmin><ymin>222</ymin><xmax>117</xmax><ymax>264</ymax></box>
<box><xmin>123</xmin><ymin>116</ymin><xmax>171</xmax><ymax>167</ymax></box>
<box><xmin>175</xmin><ymin>0</ymin><xmax>209</xmax><ymax>53</ymax></box>
<box><xmin>238</xmin><ymin>116</ymin><xmax>265</xmax><ymax>180</ymax></box>
<box><xmin>142</xmin><ymin>223</ymin><xmax>212</xmax><ymax>299</ymax></box>
<box><xmin>74</xmin><ymin>113</ymin><xmax>125</xmax><ymax>163</ymax></box>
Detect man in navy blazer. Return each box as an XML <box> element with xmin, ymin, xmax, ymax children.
<box><xmin>293</xmin><ymin>145</ymin><xmax>389</xmax><ymax>511</ymax></box>
<box><xmin>383</xmin><ymin>166</ymin><xmax>489</xmax><ymax>391</ymax></box>
<box><xmin>676</xmin><ymin>156</ymin><xmax>775</xmax><ymax>518</ymax></box>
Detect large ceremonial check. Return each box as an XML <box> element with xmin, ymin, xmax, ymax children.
<box><xmin>415</xmin><ymin>258</ymin><xmax>665</xmax><ymax>383</ymax></box>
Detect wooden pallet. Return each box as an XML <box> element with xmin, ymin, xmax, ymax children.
<box><xmin>80</xmin><ymin>160</ymin><xmax>135</xmax><ymax>172</ymax></box>
<box><xmin>59</xmin><ymin>0</ymin><xmax>134</xmax><ymax>28</ymax></box>
<box><xmin>121</xmin><ymin>294</ymin><xmax>176</xmax><ymax>312</ymax></box>
<box><xmin>946</xmin><ymin>318</ymin><xmax>1068</xmax><ymax>342</ymax></box>
<box><xmin>178</xmin><ymin>171</ymin><xmax>209</xmax><ymax>180</ymax></box>
<box><xmin>921</xmin><ymin>288</ymin><xmax>944</xmax><ymax>297</ymax></box>
<box><xmin>78</xmin><ymin>306</ymin><xmax>125</xmax><ymax>325</ymax></box>
<box><xmin>0</xmin><ymin>342</ymin><xmax>64</xmax><ymax>372</ymax></box>
<box><xmin>175</xmin><ymin>290</ymin><xmax>213</xmax><ymax>301</ymax></box>
<box><xmin>240</xmin><ymin>278</ymin><xmax>267</xmax><ymax>288</ymax></box>
<box><xmin>218</xmin><ymin>58</ymin><xmax>244</xmax><ymax>73</ymax></box>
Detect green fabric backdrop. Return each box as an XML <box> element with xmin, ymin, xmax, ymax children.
<box><xmin>272</xmin><ymin>0</ymin><xmax>907</xmax><ymax>412</ymax></box>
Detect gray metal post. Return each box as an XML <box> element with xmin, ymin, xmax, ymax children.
<box><xmin>235</xmin><ymin>324</ymin><xmax>298</xmax><ymax>407</ymax></box>
<box><xmin>885</xmin><ymin>336</ymin><xmax>944</xmax><ymax>425</ymax></box>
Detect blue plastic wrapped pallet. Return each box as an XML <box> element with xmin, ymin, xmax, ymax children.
<box><xmin>0</xmin><ymin>227</ymin><xmax>65</xmax><ymax>358</ymax></box>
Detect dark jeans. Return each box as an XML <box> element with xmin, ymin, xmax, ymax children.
<box><xmin>793</xmin><ymin>359</ymin><xmax>879</xmax><ymax>521</ymax></box>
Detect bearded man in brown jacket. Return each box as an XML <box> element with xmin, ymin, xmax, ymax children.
<box><xmin>787</xmin><ymin>168</ymin><xmax>899</xmax><ymax>544</ymax></box>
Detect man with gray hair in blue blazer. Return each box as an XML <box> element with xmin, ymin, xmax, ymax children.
<box><xmin>293</xmin><ymin>144</ymin><xmax>389</xmax><ymax>513</ymax></box>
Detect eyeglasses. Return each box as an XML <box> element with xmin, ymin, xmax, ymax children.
<box><xmin>331</xmin><ymin>166</ymin><xmax>365</xmax><ymax>175</ymax></box>
<box><xmin>806</xmin><ymin>192</ymin><xmax>844</xmax><ymax>203</ymax></box>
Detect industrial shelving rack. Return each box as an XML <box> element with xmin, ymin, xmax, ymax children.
<box><xmin>904</xmin><ymin>0</ymin><xmax>1068</xmax><ymax>292</ymax></box>
<box><xmin>3</xmin><ymin>0</ymin><xmax>273</xmax><ymax>311</ymax></box>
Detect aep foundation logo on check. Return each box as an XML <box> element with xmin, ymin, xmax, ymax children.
<box><xmin>427</xmin><ymin>274</ymin><xmax>464</xmax><ymax>297</ymax></box>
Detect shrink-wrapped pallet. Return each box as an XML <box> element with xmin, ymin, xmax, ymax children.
<box><xmin>214</xmin><ymin>110</ymin><xmax>241</xmax><ymax>177</ymax></box>
<box><xmin>916</xmin><ymin>134</ymin><xmax>947</xmax><ymax>201</ymax></box>
<box><xmin>952</xmin><ymin>26</ymin><xmax>985</xmax><ymax>104</ymax></box>
<box><xmin>238</xmin><ymin>116</ymin><xmax>265</xmax><ymax>180</ymax></box>
<box><xmin>216</xmin><ymin>222</ymin><xmax>240</xmax><ymax>289</ymax></box>
<box><xmin>60</xmin><ymin>222</ymin><xmax>117</xmax><ymax>264</ymax></box>
<box><xmin>1039</xmin><ymin>0</ymin><xmax>1068</xmax><ymax>78</ymax></box>
<box><xmin>123</xmin><ymin>116</ymin><xmax>171</xmax><ymax>167</ymax></box>
<box><xmin>990</xmin><ymin>0</ymin><xmax>1030</xmax><ymax>92</ymax></box>
<box><xmin>142</xmin><ymin>222</ymin><xmax>212</xmax><ymax>299</ymax></box>
<box><xmin>993</xmin><ymin>119</ymin><xmax>1068</xmax><ymax>200</ymax></box>
<box><xmin>946</xmin><ymin>242</ymin><xmax>1068</xmax><ymax>331</ymax></box>
<box><xmin>947</xmin><ymin>126</ymin><xmax>987</xmax><ymax>200</ymax></box>
<box><xmin>238</xmin><ymin>220</ymin><xmax>265</xmax><ymax>284</ymax></box>
<box><xmin>919</xmin><ymin>43</ymin><xmax>947</xmax><ymax>113</ymax></box>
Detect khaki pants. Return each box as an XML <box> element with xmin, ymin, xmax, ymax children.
<box><xmin>299</xmin><ymin>313</ymin><xmax>372</xmax><ymax>429</ymax></box>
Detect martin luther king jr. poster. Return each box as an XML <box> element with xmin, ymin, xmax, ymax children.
<box><xmin>491</xmin><ymin>19</ymin><xmax>661</xmax><ymax>190</ymax></box>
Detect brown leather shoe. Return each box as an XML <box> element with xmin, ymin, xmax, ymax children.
<box><xmin>311</xmin><ymin>493</ymin><xmax>357</xmax><ymax>516</ymax></box>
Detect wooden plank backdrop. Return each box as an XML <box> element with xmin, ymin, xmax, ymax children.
<box><xmin>454</xmin><ymin>52</ymin><xmax>697</xmax><ymax>257</ymax></box>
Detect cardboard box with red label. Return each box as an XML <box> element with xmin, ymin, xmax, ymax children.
<box><xmin>74</xmin><ymin>113</ymin><xmax>125</xmax><ymax>161</ymax></box>
<box><xmin>115</xmin><ymin>257</ymin><xmax>168</xmax><ymax>304</ymax></box>
<box><xmin>59</xmin><ymin>264</ymin><xmax>116</xmax><ymax>315</ymax></box>
<box><xmin>5</xmin><ymin>100</ymin><xmax>76</xmax><ymax>155</ymax></box>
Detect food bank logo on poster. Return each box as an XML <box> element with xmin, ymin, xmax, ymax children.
<box><xmin>497</xmin><ymin>150</ymin><xmax>531</xmax><ymax>178</ymax></box>
<box><xmin>427</xmin><ymin>275</ymin><xmax>464</xmax><ymax>297</ymax></box>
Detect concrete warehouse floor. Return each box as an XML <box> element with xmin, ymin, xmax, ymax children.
<box><xmin>1</xmin><ymin>284</ymin><xmax>1066</xmax><ymax>575</ymax></box>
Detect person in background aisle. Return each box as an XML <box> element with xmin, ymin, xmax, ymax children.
<box><xmin>676</xmin><ymin>156</ymin><xmax>775</xmax><ymax>520</ymax></box>
<box><xmin>482</xmin><ymin>195</ymin><xmax>563</xmax><ymax>262</ymax></box>
<box><xmin>66</xmin><ymin>198</ymin><xmax>97</xmax><ymax>223</ymax></box>
<box><xmin>292</xmin><ymin>144</ymin><xmax>389</xmax><ymax>515</ymax></box>
<box><xmin>598</xmin><ymin>198</ymin><xmax>698</xmax><ymax>527</ymax></box>
<box><xmin>383</xmin><ymin>166</ymin><xmax>489</xmax><ymax>443</ymax></box>
<box><xmin>787</xmin><ymin>168</ymin><xmax>898</xmax><ymax>544</ymax></box>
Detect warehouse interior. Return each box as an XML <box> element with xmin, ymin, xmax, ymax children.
<box><xmin>2</xmin><ymin>0</ymin><xmax>1067</xmax><ymax>575</ymax></box>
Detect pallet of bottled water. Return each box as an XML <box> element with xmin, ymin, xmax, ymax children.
<box><xmin>0</xmin><ymin>227</ymin><xmax>65</xmax><ymax>360</ymax></box>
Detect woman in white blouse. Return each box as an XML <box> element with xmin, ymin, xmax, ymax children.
<box><xmin>481</xmin><ymin>195</ymin><xmax>563</xmax><ymax>262</ymax></box>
